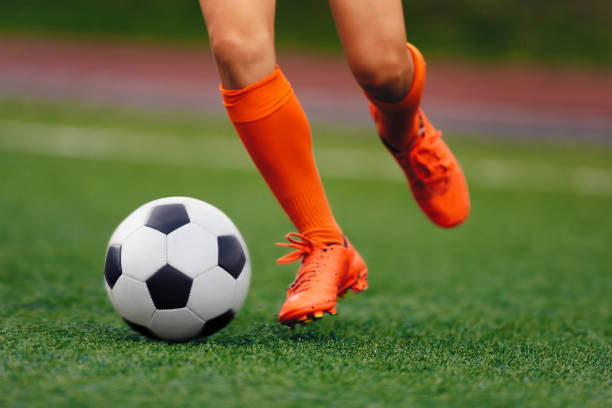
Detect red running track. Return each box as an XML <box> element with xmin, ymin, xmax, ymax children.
<box><xmin>1</xmin><ymin>35</ymin><xmax>611</xmax><ymax>142</ymax></box>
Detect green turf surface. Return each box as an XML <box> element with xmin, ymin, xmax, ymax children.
<box><xmin>0</xmin><ymin>100</ymin><xmax>611</xmax><ymax>407</ymax></box>
<box><xmin>1</xmin><ymin>0</ymin><xmax>612</xmax><ymax>66</ymax></box>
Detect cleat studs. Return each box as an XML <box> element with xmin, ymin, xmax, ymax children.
<box><xmin>328</xmin><ymin>307</ymin><xmax>337</xmax><ymax>315</ymax></box>
<box><xmin>313</xmin><ymin>311</ymin><xmax>324</xmax><ymax>319</ymax></box>
<box><xmin>303</xmin><ymin>319</ymin><xmax>312</xmax><ymax>325</ymax></box>
<box><xmin>297</xmin><ymin>315</ymin><xmax>307</xmax><ymax>322</ymax></box>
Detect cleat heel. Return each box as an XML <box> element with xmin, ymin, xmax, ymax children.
<box><xmin>351</xmin><ymin>268</ymin><xmax>369</xmax><ymax>293</ymax></box>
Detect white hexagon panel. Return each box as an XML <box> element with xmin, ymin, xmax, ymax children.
<box><xmin>107</xmin><ymin>205</ymin><xmax>150</xmax><ymax>246</ymax></box>
<box><xmin>184</xmin><ymin>197</ymin><xmax>238</xmax><ymax>237</ymax></box>
<box><xmin>167</xmin><ymin>223</ymin><xmax>217</xmax><ymax>279</ymax></box>
<box><xmin>149</xmin><ymin>308</ymin><xmax>204</xmax><ymax>342</ymax></box>
<box><xmin>104</xmin><ymin>280</ymin><xmax>119</xmax><ymax>312</ymax></box>
<box><xmin>233</xmin><ymin>261</ymin><xmax>251</xmax><ymax>313</ymax></box>
<box><xmin>121</xmin><ymin>226</ymin><xmax>167</xmax><ymax>282</ymax></box>
<box><xmin>188</xmin><ymin>266</ymin><xmax>237</xmax><ymax>321</ymax></box>
<box><xmin>112</xmin><ymin>275</ymin><xmax>156</xmax><ymax>327</ymax></box>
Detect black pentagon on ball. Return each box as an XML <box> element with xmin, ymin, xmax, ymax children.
<box><xmin>199</xmin><ymin>309</ymin><xmax>235</xmax><ymax>338</ymax></box>
<box><xmin>104</xmin><ymin>245</ymin><xmax>122</xmax><ymax>289</ymax></box>
<box><xmin>146</xmin><ymin>265</ymin><xmax>193</xmax><ymax>309</ymax></box>
<box><xmin>145</xmin><ymin>203</ymin><xmax>190</xmax><ymax>235</ymax></box>
<box><xmin>217</xmin><ymin>235</ymin><xmax>246</xmax><ymax>279</ymax></box>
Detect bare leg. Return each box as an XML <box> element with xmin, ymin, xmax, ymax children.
<box><xmin>329</xmin><ymin>0</ymin><xmax>413</xmax><ymax>102</ymax></box>
<box><xmin>199</xmin><ymin>0</ymin><xmax>276</xmax><ymax>89</ymax></box>
<box><xmin>330</xmin><ymin>0</ymin><xmax>471</xmax><ymax>228</ymax></box>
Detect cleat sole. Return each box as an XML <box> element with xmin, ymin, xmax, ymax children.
<box><xmin>280</xmin><ymin>266</ymin><xmax>367</xmax><ymax>325</ymax></box>
<box><xmin>280</xmin><ymin>303</ymin><xmax>339</xmax><ymax>326</ymax></box>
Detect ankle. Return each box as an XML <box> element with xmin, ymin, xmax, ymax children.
<box><xmin>302</xmin><ymin>228</ymin><xmax>344</xmax><ymax>247</ymax></box>
<box><xmin>370</xmin><ymin>101</ymin><xmax>421</xmax><ymax>151</ymax></box>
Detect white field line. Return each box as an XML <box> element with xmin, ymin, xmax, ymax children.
<box><xmin>1</xmin><ymin>119</ymin><xmax>611</xmax><ymax>197</ymax></box>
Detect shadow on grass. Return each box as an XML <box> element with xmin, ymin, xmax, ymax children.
<box><xmin>20</xmin><ymin>313</ymin><xmax>419</xmax><ymax>349</ymax></box>
<box><xmin>101</xmin><ymin>317</ymin><xmax>405</xmax><ymax>348</ymax></box>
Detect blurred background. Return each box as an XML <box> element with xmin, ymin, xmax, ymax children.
<box><xmin>1</xmin><ymin>0</ymin><xmax>612</xmax><ymax>140</ymax></box>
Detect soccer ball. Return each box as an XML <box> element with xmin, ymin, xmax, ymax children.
<box><xmin>103</xmin><ymin>197</ymin><xmax>250</xmax><ymax>341</ymax></box>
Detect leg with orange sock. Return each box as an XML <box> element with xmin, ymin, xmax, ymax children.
<box><xmin>330</xmin><ymin>0</ymin><xmax>470</xmax><ymax>227</ymax></box>
<box><xmin>221</xmin><ymin>68</ymin><xmax>343</xmax><ymax>246</ymax></box>
<box><xmin>199</xmin><ymin>0</ymin><xmax>368</xmax><ymax>327</ymax></box>
<box><xmin>222</xmin><ymin>67</ymin><xmax>370</xmax><ymax>326</ymax></box>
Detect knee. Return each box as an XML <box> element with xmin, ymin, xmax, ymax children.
<box><xmin>209</xmin><ymin>30</ymin><xmax>274</xmax><ymax>82</ymax></box>
<box><xmin>349</xmin><ymin>44</ymin><xmax>412</xmax><ymax>100</ymax></box>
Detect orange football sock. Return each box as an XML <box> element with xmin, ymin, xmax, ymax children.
<box><xmin>365</xmin><ymin>43</ymin><xmax>426</xmax><ymax>151</ymax></box>
<box><xmin>221</xmin><ymin>66</ymin><xmax>343</xmax><ymax>246</ymax></box>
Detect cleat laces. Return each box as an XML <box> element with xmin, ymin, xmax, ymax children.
<box><xmin>276</xmin><ymin>233</ymin><xmax>330</xmax><ymax>294</ymax></box>
<box><xmin>394</xmin><ymin>110</ymin><xmax>452</xmax><ymax>196</ymax></box>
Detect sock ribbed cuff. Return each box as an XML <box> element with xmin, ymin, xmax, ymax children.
<box><xmin>221</xmin><ymin>65</ymin><xmax>294</xmax><ymax>123</ymax></box>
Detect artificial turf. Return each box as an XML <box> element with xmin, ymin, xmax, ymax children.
<box><xmin>0</xmin><ymin>100</ymin><xmax>610</xmax><ymax>407</ymax></box>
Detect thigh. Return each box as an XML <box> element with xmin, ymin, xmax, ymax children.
<box><xmin>199</xmin><ymin>0</ymin><xmax>276</xmax><ymax>88</ymax></box>
<box><xmin>328</xmin><ymin>0</ymin><xmax>408</xmax><ymax>76</ymax></box>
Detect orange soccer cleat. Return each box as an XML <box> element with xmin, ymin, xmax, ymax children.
<box><xmin>276</xmin><ymin>233</ymin><xmax>368</xmax><ymax>327</ymax></box>
<box><xmin>368</xmin><ymin>43</ymin><xmax>470</xmax><ymax>228</ymax></box>
<box><xmin>377</xmin><ymin>109</ymin><xmax>470</xmax><ymax>228</ymax></box>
